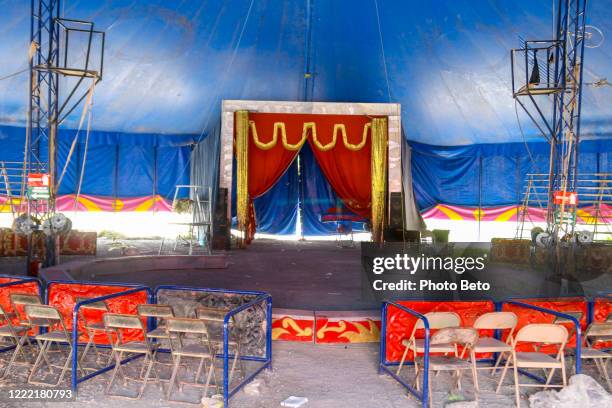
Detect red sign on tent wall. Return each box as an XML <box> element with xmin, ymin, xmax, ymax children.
<box><xmin>553</xmin><ymin>191</ymin><xmax>578</xmax><ymax>205</ymax></box>
<box><xmin>27</xmin><ymin>173</ymin><xmax>50</xmax><ymax>187</ymax></box>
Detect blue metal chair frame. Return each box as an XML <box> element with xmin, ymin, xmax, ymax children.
<box><xmin>43</xmin><ymin>280</ymin><xmax>152</xmax><ymax>392</ymax></box>
<box><xmin>379</xmin><ymin>297</ymin><xmax>587</xmax><ymax>406</ymax></box>
<box><xmin>379</xmin><ymin>301</ymin><xmax>431</xmax><ymax>408</ymax></box>
<box><xmin>152</xmin><ymin>285</ymin><xmax>272</xmax><ymax>407</ymax></box>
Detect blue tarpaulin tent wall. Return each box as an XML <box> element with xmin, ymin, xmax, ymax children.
<box><xmin>1</xmin><ymin>0</ymin><xmax>611</xmax><ymax>226</ymax></box>
<box><xmin>411</xmin><ymin>139</ymin><xmax>612</xmax><ymax>210</ymax></box>
<box><xmin>0</xmin><ymin>125</ymin><xmax>192</xmax><ymax>200</ymax></box>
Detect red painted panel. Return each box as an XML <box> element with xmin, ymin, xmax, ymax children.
<box><xmin>592</xmin><ymin>297</ymin><xmax>612</xmax><ymax>349</ymax></box>
<box><xmin>502</xmin><ymin>298</ymin><xmax>587</xmax><ymax>352</ymax></box>
<box><xmin>0</xmin><ymin>279</ymin><xmax>40</xmax><ymax>326</ymax></box>
<box><xmin>315</xmin><ymin>318</ymin><xmax>381</xmax><ymax>344</ymax></box>
<box><xmin>48</xmin><ymin>283</ymin><xmax>148</xmax><ymax>344</ymax></box>
<box><xmin>272</xmin><ymin>317</ymin><xmax>314</xmax><ymax>342</ymax></box>
<box><xmin>385</xmin><ymin>300</ymin><xmax>495</xmax><ymax>362</ymax></box>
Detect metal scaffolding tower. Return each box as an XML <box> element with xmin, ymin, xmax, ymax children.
<box><xmin>511</xmin><ymin>0</ymin><xmax>588</xmax><ymax>243</ymax></box>
<box><xmin>20</xmin><ymin>0</ymin><xmax>105</xmax><ymax>267</ymax></box>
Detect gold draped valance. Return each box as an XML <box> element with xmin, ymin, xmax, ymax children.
<box><xmin>250</xmin><ymin>121</ymin><xmax>371</xmax><ymax>152</ymax></box>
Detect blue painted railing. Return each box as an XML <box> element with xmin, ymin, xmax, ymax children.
<box><xmin>379</xmin><ymin>301</ymin><xmax>430</xmax><ymax>408</ymax></box>
<box><xmin>153</xmin><ymin>285</ymin><xmax>272</xmax><ymax>407</ymax></box>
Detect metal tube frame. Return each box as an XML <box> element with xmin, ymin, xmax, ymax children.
<box><xmin>43</xmin><ymin>280</ymin><xmax>152</xmax><ymax>392</ymax></box>
<box><xmin>380</xmin><ymin>297</ymin><xmax>587</xmax><ymax>405</ymax></box>
<box><xmin>152</xmin><ymin>285</ymin><xmax>272</xmax><ymax>407</ymax></box>
<box><xmin>379</xmin><ymin>301</ymin><xmax>430</xmax><ymax>408</ymax></box>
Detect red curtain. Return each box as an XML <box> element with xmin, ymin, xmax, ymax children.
<box><xmin>245</xmin><ymin>113</ymin><xmax>372</xmax><ymax>223</ymax></box>
<box><xmin>241</xmin><ymin>113</ymin><xmax>302</xmax><ymax>241</ymax></box>
<box><xmin>304</xmin><ymin>114</ymin><xmax>372</xmax><ymax>219</ymax></box>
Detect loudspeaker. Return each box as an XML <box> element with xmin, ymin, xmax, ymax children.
<box><xmin>388</xmin><ymin>192</ymin><xmax>403</xmax><ymax>229</ymax></box>
<box><xmin>212</xmin><ymin>188</ymin><xmax>231</xmax><ymax>250</ymax></box>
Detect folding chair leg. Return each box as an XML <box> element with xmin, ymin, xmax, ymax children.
<box><xmin>55</xmin><ymin>347</ymin><xmax>73</xmax><ymax>386</ymax></box>
<box><xmin>496</xmin><ymin>355</ymin><xmax>512</xmax><ymax>393</ymax></box>
<box><xmin>204</xmin><ymin>359</ymin><xmax>215</xmax><ymax>399</ymax></box>
<box><xmin>1</xmin><ymin>335</ymin><xmax>28</xmax><ymax>379</ymax></box>
<box><xmin>561</xmin><ymin>356</ymin><xmax>567</xmax><ymax>387</ymax></box>
<box><xmin>491</xmin><ymin>351</ymin><xmax>504</xmax><ymax>374</ymax></box>
<box><xmin>80</xmin><ymin>335</ymin><xmax>93</xmax><ymax>364</ymax></box>
<box><xmin>35</xmin><ymin>338</ymin><xmax>53</xmax><ymax>370</ymax></box>
<box><xmin>545</xmin><ymin>368</ymin><xmax>556</xmax><ymax>385</ymax></box>
<box><xmin>166</xmin><ymin>355</ymin><xmax>181</xmax><ymax>400</ymax></box>
<box><xmin>15</xmin><ymin>334</ymin><xmax>30</xmax><ymax>362</ymax></box>
<box><xmin>195</xmin><ymin>357</ymin><xmax>205</xmax><ymax>384</ymax></box>
<box><xmin>28</xmin><ymin>340</ymin><xmax>50</xmax><ymax>384</ymax></box>
<box><xmin>471</xmin><ymin>351</ymin><xmax>480</xmax><ymax>393</ymax></box>
<box><xmin>138</xmin><ymin>353</ymin><xmax>155</xmax><ymax>399</ymax></box>
<box><xmin>229</xmin><ymin>346</ymin><xmax>240</xmax><ymax>384</ymax></box>
<box><xmin>513</xmin><ymin>363</ymin><xmax>521</xmax><ymax>408</ymax></box>
<box><xmin>601</xmin><ymin>359</ymin><xmax>611</xmax><ymax>392</ymax></box>
<box><xmin>106</xmin><ymin>351</ymin><xmax>124</xmax><ymax>395</ymax></box>
<box><xmin>396</xmin><ymin>346</ymin><xmax>409</xmax><ymax>376</ymax></box>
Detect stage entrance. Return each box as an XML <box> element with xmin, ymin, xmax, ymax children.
<box><xmin>219</xmin><ymin>101</ymin><xmax>403</xmax><ymax>247</ymax></box>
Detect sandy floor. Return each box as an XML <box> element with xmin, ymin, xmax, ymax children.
<box><xmin>2</xmin><ymin>340</ymin><xmax>606</xmax><ymax>408</ymax></box>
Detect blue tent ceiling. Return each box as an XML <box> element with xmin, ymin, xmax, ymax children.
<box><xmin>0</xmin><ymin>0</ymin><xmax>611</xmax><ymax>145</ymax></box>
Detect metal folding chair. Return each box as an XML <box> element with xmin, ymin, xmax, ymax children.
<box><xmin>0</xmin><ymin>304</ymin><xmax>31</xmax><ymax>378</ymax></box>
<box><xmin>396</xmin><ymin>311</ymin><xmax>461</xmax><ymax>378</ymax></box>
<box><xmin>103</xmin><ymin>313</ymin><xmax>160</xmax><ymax>400</ymax></box>
<box><xmin>552</xmin><ymin>311</ymin><xmax>583</xmax><ymax>345</ymax></box>
<box><xmin>137</xmin><ymin>304</ymin><xmax>176</xmax><ymax>378</ymax></box>
<box><xmin>580</xmin><ymin>322</ymin><xmax>612</xmax><ymax>391</ymax></box>
<box><xmin>195</xmin><ymin>306</ymin><xmax>244</xmax><ymax>383</ymax></box>
<box><xmin>137</xmin><ymin>304</ymin><xmax>175</xmax><ymax>344</ymax></box>
<box><xmin>509</xmin><ymin>323</ymin><xmax>569</xmax><ymax>407</ymax></box>
<box><xmin>166</xmin><ymin>317</ymin><xmax>217</xmax><ymax>403</ymax></box>
<box><xmin>25</xmin><ymin>304</ymin><xmax>77</xmax><ymax>386</ymax></box>
<box><xmin>76</xmin><ymin>297</ymin><xmax>111</xmax><ymax>367</ymax></box>
<box><xmin>472</xmin><ymin>311</ymin><xmax>518</xmax><ymax>392</ymax></box>
<box><xmin>415</xmin><ymin>327</ymin><xmax>480</xmax><ymax>408</ymax></box>
<box><xmin>10</xmin><ymin>293</ymin><xmax>44</xmax><ymax>328</ymax></box>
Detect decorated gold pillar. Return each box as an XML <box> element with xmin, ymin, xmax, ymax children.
<box><xmin>370</xmin><ymin>117</ymin><xmax>388</xmax><ymax>243</ymax></box>
<box><xmin>235</xmin><ymin>110</ymin><xmax>250</xmax><ymax>247</ymax></box>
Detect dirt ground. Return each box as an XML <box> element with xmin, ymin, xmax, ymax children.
<box><xmin>2</xmin><ymin>340</ymin><xmax>596</xmax><ymax>408</ymax></box>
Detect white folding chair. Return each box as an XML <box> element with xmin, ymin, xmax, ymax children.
<box><xmin>473</xmin><ymin>311</ymin><xmax>518</xmax><ymax>392</ymax></box>
<box><xmin>0</xmin><ymin>304</ymin><xmax>31</xmax><ymax>378</ymax></box>
<box><xmin>166</xmin><ymin>317</ymin><xmax>217</xmax><ymax>403</ymax></box>
<box><xmin>508</xmin><ymin>323</ymin><xmax>568</xmax><ymax>407</ymax></box>
<box><xmin>416</xmin><ymin>327</ymin><xmax>480</xmax><ymax>408</ymax></box>
<box><xmin>103</xmin><ymin>313</ymin><xmax>160</xmax><ymax>400</ymax></box>
<box><xmin>25</xmin><ymin>304</ymin><xmax>78</xmax><ymax>386</ymax></box>
<box><xmin>396</xmin><ymin>311</ymin><xmax>461</xmax><ymax>378</ymax></box>
<box><xmin>580</xmin><ymin>322</ymin><xmax>612</xmax><ymax>391</ymax></box>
